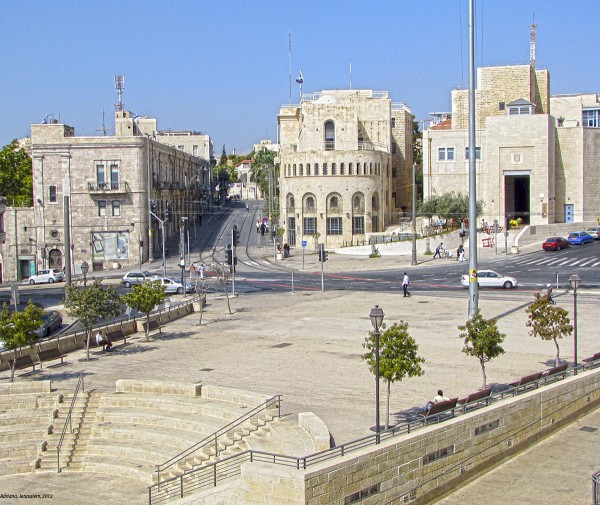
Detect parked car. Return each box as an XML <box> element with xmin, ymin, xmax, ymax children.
<box><xmin>121</xmin><ymin>271</ymin><xmax>162</xmax><ymax>288</ymax></box>
<box><xmin>156</xmin><ymin>277</ymin><xmax>195</xmax><ymax>294</ymax></box>
<box><xmin>28</xmin><ymin>269</ymin><xmax>65</xmax><ymax>285</ymax></box>
<box><xmin>586</xmin><ymin>226</ymin><xmax>600</xmax><ymax>240</ymax></box>
<box><xmin>567</xmin><ymin>231</ymin><xmax>593</xmax><ymax>245</ymax></box>
<box><xmin>542</xmin><ymin>237</ymin><xmax>570</xmax><ymax>251</ymax></box>
<box><xmin>461</xmin><ymin>269</ymin><xmax>518</xmax><ymax>289</ymax></box>
<box><xmin>34</xmin><ymin>310</ymin><xmax>63</xmax><ymax>337</ymax></box>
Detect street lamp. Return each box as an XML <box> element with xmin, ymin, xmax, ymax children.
<box><xmin>569</xmin><ymin>274</ymin><xmax>581</xmax><ymax>368</ymax></box>
<box><xmin>179</xmin><ymin>257</ymin><xmax>185</xmax><ymax>292</ymax></box>
<box><xmin>81</xmin><ymin>261</ymin><xmax>89</xmax><ymax>288</ymax></box>
<box><xmin>369</xmin><ymin>305</ymin><xmax>385</xmax><ymax>436</ymax></box>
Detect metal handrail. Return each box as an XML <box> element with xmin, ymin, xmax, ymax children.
<box><xmin>148</xmin><ymin>362</ymin><xmax>600</xmax><ymax>504</ymax></box>
<box><xmin>155</xmin><ymin>395</ymin><xmax>281</xmax><ymax>485</ymax></box>
<box><xmin>56</xmin><ymin>371</ymin><xmax>84</xmax><ymax>472</ymax></box>
<box><xmin>593</xmin><ymin>470</ymin><xmax>600</xmax><ymax>505</ymax></box>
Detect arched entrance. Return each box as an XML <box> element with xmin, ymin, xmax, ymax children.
<box><xmin>48</xmin><ymin>249</ymin><xmax>63</xmax><ymax>269</ymax></box>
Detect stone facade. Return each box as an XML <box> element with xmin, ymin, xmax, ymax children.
<box><xmin>423</xmin><ymin>64</ymin><xmax>600</xmax><ymax>226</ymax></box>
<box><xmin>6</xmin><ymin>111</ymin><xmax>214</xmax><ymax>280</ymax></box>
<box><xmin>277</xmin><ymin>90</ymin><xmax>413</xmax><ymax>249</ymax></box>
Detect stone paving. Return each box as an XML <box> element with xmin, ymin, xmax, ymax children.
<box><xmin>0</xmin><ymin>243</ymin><xmax>598</xmax><ymax>504</ymax></box>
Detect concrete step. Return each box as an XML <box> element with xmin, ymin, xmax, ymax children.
<box><xmin>64</xmin><ymin>458</ymin><xmax>154</xmax><ymax>485</ymax></box>
<box><xmin>0</xmin><ymin>456</ymin><xmax>41</xmax><ymax>474</ymax></box>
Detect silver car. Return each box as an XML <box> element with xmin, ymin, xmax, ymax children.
<box><xmin>28</xmin><ymin>268</ymin><xmax>65</xmax><ymax>285</ymax></box>
<box><xmin>121</xmin><ymin>271</ymin><xmax>162</xmax><ymax>288</ymax></box>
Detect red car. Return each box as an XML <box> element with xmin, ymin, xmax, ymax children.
<box><xmin>542</xmin><ymin>237</ymin><xmax>569</xmax><ymax>251</ymax></box>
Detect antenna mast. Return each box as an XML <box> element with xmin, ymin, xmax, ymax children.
<box><xmin>288</xmin><ymin>31</ymin><xmax>292</xmax><ymax>104</ymax></box>
<box><xmin>96</xmin><ymin>110</ymin><xmax>109</xmax><ymax>135</ymax></box>
<box><xmin>114</xmin><ymin>74</ymin><xmax>125</xmax><ymax>111</ymax></box>
<box><xmin>529</xmin><ymin>14</ymin><xmax>539</xmax><ymax>68</ymax></box>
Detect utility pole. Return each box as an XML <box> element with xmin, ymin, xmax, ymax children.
<box><xmin>150</xmin><ymin>211</ymin><xmax>167</xmax><ymax>277</ymax></box>
<box><xmin>63</xmin><ymin>196</ymin><xmax>72</xmax><ymax>292</ymax></box>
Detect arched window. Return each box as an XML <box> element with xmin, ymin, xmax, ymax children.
<box><xmin>327</xmin><ymin>193</ymin><xmax>343</xmax><ymax>213</ymax></box>
<box><xmin>324</xmin><ymin>121</ymin><xmax>335</xmax><ymax>150</ymax></box>
<box><xmin>287</xmin><ymin>194</ymin><xmax>296</xmax><ymax>213</ymax></box>
<box><xmin>48</xmin><ymin>249</ymin><xmax>63</xmax><ymax>269</ymax></box>
<box><xmin>353</xmin><ymin>193</ymin><xmax>365</xmax><ymax>213</ymax></box>
<box><xmin>304</xmin><ymin>195</ymin><xmax>316</xmax><ymax>213</ymax></box>
<box><xmin>331</xmin><ymin>163</ymin><xmax>337</xmax><ymax>175</ymax></box>
<box><xmin>299</xmin><ymin>164</ymin><xmax>303</xmax><ymax>176</ymax></box>
<box><xmin>306</xmin><ymin>163</ymin><xmax>311</xmax><ymax>176</ymax></box>
<box><xmin>372</xmin><ymin>193</ymin><xmax>380</xmax><ymax>211</ymax></box>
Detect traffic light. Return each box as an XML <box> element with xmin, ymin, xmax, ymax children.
<box><xmin>318</xmin><ymin>244</ymin><xmax>328</xmax><ymax>262</ymax></box>
<box><xmin>233</xmin><ymin>225</ymin><xmax>240</xmax><ymax>247</ymax></box>
<box><xmin>226</xmin><ymin>245</ymin><xmax>233</xmax><ymax>265</ymax></box>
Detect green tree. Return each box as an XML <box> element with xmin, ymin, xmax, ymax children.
<box><xmin>65</xmin><ymin>280</ymin><xmax>123</xmax><ymax>360</ymax></box>
<box><xmin>458</xmin><ymin>310</ymin><xmax>505</xmax><ymax>389</ymax></box>
<box><xmin>0</xmin><ymin>302</ymin><xmax>44</xmax><ymax>382</ymax></box>
<box><xmin>412</xmin><ymin>120</ymin><xmax>423</xmax><ymax>166</ymax></box>
<box><xmin>219</xmin><ymin>145</ymin><xmax>227</xmax><ymax>166</ymax></box>
<box><xmin>0</xmin><ymin>140</ymin><xmax>33</xmax><ymax>207</ymax></box>
<box><xmin>251</xmin><ymin>150</ymin><xmax>279</xmax><ymax>223</ymax></box>
<box><xmin>362</xmin><ymin>322</ymin><xmax>425</xmax><ymax>429</ymax></box>
<box><xmin>526</xmin><ymin>293</ymin><xmax>573</xmax><ymax>367</ymax></box>
<box><xmin>419</xmin><ymin>191</ymin><xmax>485</xmax><ymax>224</ymax></box>
<box><xmin>121</xmin><ymin>282</ymin><xmax>166</xmax><ymax>341</ymax></box>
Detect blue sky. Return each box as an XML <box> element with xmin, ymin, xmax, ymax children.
<box><xmin>1</xmin><ymin>1</ymin><xmax>599</xmax><ymax>155</ymax></box>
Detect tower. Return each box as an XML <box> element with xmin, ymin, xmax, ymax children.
<box><xmin>114</xmin><ymin>74</ymin><xmax>125</xmax><ymax>111</ymax></box>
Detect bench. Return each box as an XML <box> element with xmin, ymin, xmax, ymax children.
<box><xmin>8</xmin><ymin>355</ymin><xmax>40</xmax><ymax>372</ymax></box>
<box><xmin>541</xmin><ymin>364</ymin><xmax>568</xmax><ymax>383</ymax></box>
<box><xmin>106</xmin><ymin>329</ymin><xmax>128</xmax><ymax>346</ymax></box>
<box><xmin>37</xmin><ymin>349</ymin><xmax>67</xmax><ymax>368</ymax></box>
<box><xmin>142</xmin><ymin>320</ymin><xmax>162</xmax><ymax>335</ymax></box>
<box><xmin>457</xmin><ymin>388</ymin><xmax>492</xmax><ymax>413</ymax></box>
<box><xmin>583</xmin><ymin>352</ymin><xmax>600</xmax><ymax>367</ymax></box>
<box><xmin>419</xmin><ymin>398</ymin><xmax>458</xmax><ymax>424</ymax></box>
<box><xmin>508</xmin><ymin>371</ymin><xmax>543</xmax><ymax>393</ymax></box>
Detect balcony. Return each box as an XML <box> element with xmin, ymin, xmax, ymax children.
<box><xmin>87</xmin><ymin>181</ymin><xmax>129</xmax><ymax>194</ymax></box>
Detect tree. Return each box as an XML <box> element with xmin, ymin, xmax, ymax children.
<box><xmin>458</xmin><ymin>310</ymin><xmax>505</xmax><ymax>389</ymax></box>
<box><xmin>251</xmin><ymin>149</ymin><xmax>279</xmax><ymax>222</ymax></box>
<box><xmin>219</xmin><ymin>145</ymin><xmax>227</xmax><ymax>166</ymax></box>
<box><xmin>419</xmin><ymin>191</ymin><xmax>485</xmax><ymax>223</ymax></box>
<box><xmin>0</xmin><ymin>302</ymin><xmax>44</xmax><ymax>382</ymax></box>
<box><xmin>121</xmin><ymin>282</ymin><xmax>166</xmax><ymax>341</ymax></box>
<box><xmin>362</xmin><ymin>322</ymin><xmax>425</xmax><ymax>429</ymax></box>
<box><xmin>0</xmin><ymin>140</ymin><xmax>33</xmax><ymax>207</ymax></box>
<box><xmin>526</xmin><ymin>293</ymin><xmax>573</xmax><ymax>367</ymax></box>
<box><xmin>65</xmin><ymin>280</ymin><xmax>123</xmax><ymax>360</ymax></box>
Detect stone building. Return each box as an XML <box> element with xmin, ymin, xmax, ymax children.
<box><xmin>423</xmin><ymin>64</ymin><xmax>600</xmax><ymax>226</ymax></box>
<box><xmin>14</xmin><ymin>110</ymin><xmax>213</xmax><ymax>280</ymax></box>
<box><xmin>277</xmin><ymin>90</ymin><xmax>414</xmax><ymax>249</ymax></box>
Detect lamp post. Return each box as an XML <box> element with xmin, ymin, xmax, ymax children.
<box><xmin>569</xmin><ymin>274</ymin><xmax>580</xmax><ymax>369</ymax></box>
<box><xmin>81</xmin><ymin>261</ymin><xmax>89</xmax><ymax>288</ymax></box>
<box><xmin>369</xmin><ymin>305</ymin><xmax>385</xmax><ymax>436</ymax></box>
<box><xmin>180</xmin><ymin>257</ymin><xmax>185</xmax><ymax>291</ymax></box>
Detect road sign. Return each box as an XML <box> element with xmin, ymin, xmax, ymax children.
<box><xmin>301</xmin><ymin>240</ymin><xmax>307</xmax><ymax>247</ymax></box>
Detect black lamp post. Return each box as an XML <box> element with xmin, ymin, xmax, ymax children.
<box><xmin>569</xmin><ymin>274</ymin><xmax>581</xmax><ymax>369</ymax></box>
<box><xmin>369</xmin><ymin>305</ymin><xmax>385</xmax><ymax>436</ymax></box>
<box><xmin>179</xmin><ymin>257</ymin><xmax>185</xmax><ymax>291</ymax></box>
<box><xmin>81</xmin><ymin>261</ymin><xmax>89</xmax><ymax>288</ymax></box>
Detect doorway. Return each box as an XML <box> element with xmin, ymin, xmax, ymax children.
<box><xmin>287</xmin><ymin>217</ymin><xmax>296</xmax><ymax>246</ymax></box>
<box><xmin>504</xmin><ymin>174</ymin><xmax>530</xmax><ymax>224</ymax></box>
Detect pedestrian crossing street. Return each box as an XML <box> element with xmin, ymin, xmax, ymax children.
<box><xmin>510</xmin><ymin>255</ymin><xmax>600</xmax><ymax>268</ymax></box>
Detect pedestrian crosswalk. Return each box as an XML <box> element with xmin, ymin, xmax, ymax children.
<box><xmin>511</xmin><ymin>256</ymin><xmax>600</xmax><ymax>268</ymax></box>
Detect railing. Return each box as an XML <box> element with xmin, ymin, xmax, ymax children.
<box><xmin>57</xmin><ymin>371</ymin><xmax>84</xmax><ymax>472</ymax></box>
<box><xmin>155</xmin><ymin>395</ymin><xmax>281</xmax><ymax>485</ymax></box>
<box><xmin>148</xmin><ymin>362</ymin><xmax>600</xmax><ymax>504</ymax></box>
<box><xmin>87</xmin><ymin>181</ymin><xmax>129</xmax><ymax>193</ymax></box>
<box><xmin>593</xmin><ymin>470</ymin><xmax>600</xmax><ymax>505</ymax></box>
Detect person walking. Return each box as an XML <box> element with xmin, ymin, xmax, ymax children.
<box><xmin>433</xmin><ymin>242</ymin><xmax>444</xmax><ymax>259</ymax></box>
<box><xmin>199</xmin><ymin>263</ymin><xmax>205</xmax><ymax>281</ymax></box>
<box><xmin>402</xmin><ymin>272</ymin><xmax>410</xmax><ymax>297</ymax></box>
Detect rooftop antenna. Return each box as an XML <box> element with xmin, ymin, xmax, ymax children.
<box><xmin>96</xmin><ymin>110</ymin><xmax>109</xmax><ymax>135</ymax></box>
<box><xmin>288</xmin><ymin>30</ymin><xmax>292</xmax><ymax>104</ymax></box>
<box><xmin>295</xmin><ymin>69</ymin><xmax>304</xmax><ymax>102</ymax></box>
<box><xmin>529</xmin><ymin>13</ymin><xmax>539</xmax><ymax>68</ymax></box>
<box><xmin>114</xmin><ymin>74</ymin><xmax>125</xmax><ymax>111</ymax></box>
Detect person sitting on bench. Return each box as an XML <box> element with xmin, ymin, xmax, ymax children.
<box><xmin>424</xmin><ymin>389</ymin><xmax>449</xmax><ymax>412</ymax></box>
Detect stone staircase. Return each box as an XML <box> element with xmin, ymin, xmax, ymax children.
<box><xmin>0</xmin><ymin>389</ymin><xmax>63</xmax><ymax>475</ymax></box>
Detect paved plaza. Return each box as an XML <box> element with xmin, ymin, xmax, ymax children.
<box><xmin>0</xmin><ymin>245</ymin><xmax>599</xmax><ymax>504</ymax></box>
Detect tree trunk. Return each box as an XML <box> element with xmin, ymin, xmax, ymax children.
<box><xmin>554</xmin><ymin>338</ymin><xmax>560</xmax><ymax>367</ymax></box>
<box><xmin>86</xmin><ymin>330</ymin><xmax>91</xmax><ymax>361</ymax></box>
<box><xmin>223</xmin><ymin>283</ymin><xmax>232</xmax><ymax>315</ymax></box>
<box><xmin>480</xmin><ymin>358</ymin><xmax>487</xmax><ymax>389</ymax></box>
<box><xmin>10</xmin><ymin>361</ymin><xmax>15</xmax><ymax>383</ymax></box>
<box><xmin>385</xmin><ymin>380</ymin><xmax>391</xmax><ymax>430</ymax></box>
<box><xmin>145</xmin><ymin>314</ymin><xmax>150</xmax><ymax>341</ymax></box>
<box><xmin>197</xmin><ymin>295</ymin><xmax>204</xmax><ymax>326</ymax></box>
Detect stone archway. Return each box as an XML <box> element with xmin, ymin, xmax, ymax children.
<box><xmin>48</xmin><ymin>249</ymin><xmax>63</xmax><ymax>269</ymax></box>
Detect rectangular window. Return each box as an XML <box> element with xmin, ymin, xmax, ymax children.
<box><xmin>193</xmin><ymin>145</ymin><xmax>199</xmax><ymax>155</ymax></box>
<box><xmin>293</xmin><ymin>164</ymin><xmax>296</xmax><ymax>176</ymax></box>
<box><xmin>499</xmin><ymin>101</ymin><xmax>505</xmax><ymax>111</ymax></box>
<box><xmin>348</xmin><ymin>163</ymin><xmax>353</xmax><ymax>175</ymax></box>
<box><xmin>352</xmin><ymin>216</ymin><xmax>364</xmax><ymax>234</ymax></box>
<box><xmin>306</xmin><ymin>163</ymin><xmax>311</xmax><ymax>176</ymax></box>
<box><xmin>391</xmin><ymin>117</ymin><xmax>396</xmax><ymax>128</ymax></box>
<box><xmin>314</xmin><ymin>163</ymin><xmax>319</xmax><ymax>176</ymax></box>
<box><xmin>331</xmin><ymin>163</ymin><xmax>337</xmax><ymax>175</ymax></box>
<box><xmin>340</xmin><ymin>162</ymin><xmax>345</xmax><ymax>175</ymax></box>
<box><xmin>392</xmin><ymin>142</ymin><xmax>397</xmax><ymax>154</ymax></box>
<box><xmin>96</xmin><ymin>164</ymin><xmax>106</xmax><ymax>187</ymax></box>
<box><xmin>303</xmin><ymin>217</ymin><xmax>317</xmax><ymax>235</ymax></box>
<box><xmin>49</xmin><ymin>185</ymin><xmax>57</xmax><ymax>203</ymax></box>
<box><xmin>178</xmin><ymin>145</ymin><xmax>184</xmax><ymax>150</ymax></box>
<box><xmin>326</xmin><ymin>217</ymin><xmax>342</xmax><ymax>235</ymax></box>
<box><xmin>323</xmin><ymin>163</ymin><xmax>328</xmax><ymax>175</ymax></box>
<box><xmin>98</xmin><ymin>200</ymin><xmax>107</xmax><ymax>217</ymax></box>
<box><xmin>438</xmin><ymin>147</ymin><xmax>455</xmax><ymax>161</ymax></box>
<box><xmin>112</xmin><ymin>200</ymin><xmax>121</xmax><ymax>217</ymax></box>
<box><xmin>583</xmin><ymin>109</ymin><xmax>600</xmax><ymax>127</ymax></box>
<box><xmin>508</xmin><ymin>105</ymin><xmax>532</xmax><ymax>115</ymax></box>
<box><xmin>392</xmin><ymin>167</ymin><xmax>397</xmax><ymax>178</ymax></box>
<box><xmin>110</xmin><ymin>164</ymin><xmax>119</xmax><ymax>190</ymax></box>
<box><xmin>465</xmin><ymin>147</ymin><xmax>482</xmax><ymax>160</ymax></box>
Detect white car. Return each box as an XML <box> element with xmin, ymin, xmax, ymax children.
<box><xmin>157</xmin><ymin>278</ymin><xmax>195</xmax><ymax>294</ymax></box>
<box><xmin>28</xmin><ymin>268</ymin><xmax>65</xmax><ymax>284</ymax></box>
<box><xmin>121</xmin><ymin>271</ymin><xmax>162</xmax><ymax>288</ymax></box>
<box><xmin>586</xmin><ymin>226</ymin><xmax>600</xmax><ymax>240</ymax></box>
<box><xmin>461</xmin><ymin>269</ymin><xmax>518</xmax><ymax>289</ymax></box>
